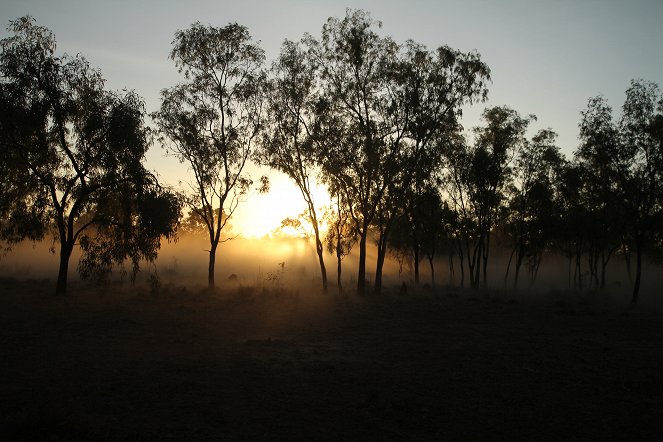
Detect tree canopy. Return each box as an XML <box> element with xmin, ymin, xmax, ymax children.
<box><xmin>0</xmin><ymin>16</ymin><xmax>180</xmax><ymax>294</ymax></box>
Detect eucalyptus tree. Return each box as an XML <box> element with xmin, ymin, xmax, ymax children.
<box><xmin>324</xmin><ymin>192</ymin><xmax>357</xmax><ymax>292</ymax></box>
<box><xmin>153</xmin><ymin>22</ymin><xmax>267</xmax><ymax>289</ymax></box>
<box><xmin>308</xmin><ymin>9</ymin><xmax>491</xmax><ymax>293</ymax></box>
<box><xmin>306</xmin><ymin>9</ymin><xmax>400</xmax><ymax>293</ymax></box>
<box><xmin>616</xmin><ymin>79</ymin><xmax>663</xmax><ymax>305</ymax></box>
<box><xmin>575</xmin><ymin>96</ymin><xmax>623</xmax><ymax>289</ymax></box>
<box><xmin>0</xmin><ymin>17</ymin><xmax>180</xmax><ymax>295</ymax></box>
<box><xmin>394</xmin><ymin>41</ymin><xmax>490</xmax><ymax>285</ymax></box>
<box><xmin>259</xmin><ymin>39</ymin><xmax>329</xmax><ymax>290</ymax></box>
<box><xmin>554</xmin><ymin>162</ymin><xmax>590</xmax><ymax>289</ymax></box>
<box><xmin>444</xmin><ymin>107</ymin><xmax>531</xmax><ymax>288</ymax></box>
<box><xmin>504</xmin><ymin>129</ymin><xmax>564</xmax><ymax>289</ymax></box>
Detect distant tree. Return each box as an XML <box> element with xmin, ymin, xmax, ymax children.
<box><xmin>554</xmin><ymin>162</ymin><xmax>590</xmax><ymax>289</ymax></box>
<box><xmin>259</xmin><ymin>39</ymin><xmax>329</xmax><ymax>290</ymax></box>
<box><xmin>324</xmin><ymin>193</ymin><xmax>357</xmax><ymax>292</ymax></box>
<box><xmin>399</xmin><ymin>41</ymin><xmax>490</xmax><ymax>285</ymax></box>
<box><xmin>575</xmin><ymin>96</ymin><xmax>623</xmax><ymax>289</ymax></box>
<box><xmin>309</xmin><ymin>9</ymin><xmax>490</xmax><ymax>293</ymax></box>
<box><xmin>444</xmin><ymin>107</ymin><xmax>531</xmax><ymax>288</ymax></box>
<box><xmin>616</xmin><ymin>79</ymin><xmax>663</xmax><ymax>305</ymax></box>
<box><xmin>0</xmin><ymin>17</ymin><xmax>180</xmax><ymax>294</ymax></box>
<box><xmin>504</xmin><ymin>129</ymin><xmax>564</xmax><ymax>289</ymax></box>
<box><xmin>153</xmin><ymin>22</ymin><xmax>268</xmax><ymax>289</ymax></box>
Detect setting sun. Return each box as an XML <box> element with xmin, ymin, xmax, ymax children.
<box><xmin>232</xmin><ymin>171</ymin><xmax>332</xmax><ymax>239</ymax></box>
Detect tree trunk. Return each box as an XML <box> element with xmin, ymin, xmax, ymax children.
<box><xmin>514</xmin><ymin>250</ymin><xmax>524</xmax><ymax>291</ymax></box>
<box><xmin>357</xmin><ymin>229</ymin><xmax>367</xmax><ymax>293</ymax></box>
<box><xmin>428</xmin><ymin>255</ymin><xmax>435</xmax><ymax>287</ymax></box>
<box><xmin>631</xmin><ymin>239</ymin><xmax>642</xmax><ymax>306</ymax></box>
<box><xmin>374</xmin><ymin>236</ymin><xmax>387</xmax><ymax>294</ymax></box>
<box><xmin>482</xmin><ymin>233</ymin><xmax>490</xmax><ymax>288</ymax></box>
<box><xmin>413</xmin><ymin>243</ymin><xmax>420</xmax><ymax>285</ymax></box>
<box><xmin>55</xmin><ymin>239</ymin><xmax>74</xmax><ymax>295</ymax></box>
<box><xmin>336</xmin><ymin>245</ymin><xmax>343</xmax><ymax>293</ymax></box>
<box><xmin>208</xmin><ymin>245</ymin><xmax>217</xmax><ymax>289</ymax></box>
<box><xmin>313</xmin><ymin>229</ymin><xmax>328</xmax><ymax>292</ymax></box>
<box><xmin>504</xmin><ymin>248</ymin><xmax>516</xmax><ymax>289</ymax></box>
<box><xmin>567</xmin><ymin>252</ymin><xmax>572</xmax><ymax>289</ymax></box>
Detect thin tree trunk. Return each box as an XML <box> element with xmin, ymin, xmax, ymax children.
<box><xmin>357</xmin><ymin>229</ymin><xmax>367</xmax><ymax>293</ymax></box>
<box><xmin>504</xmin><ymin>248</ymin><xmax>516</xmax><ymax>289</ymax></box>
<box><xmin>374</xmin><ymin>237</ymin><xmax>387</xmax><ymax>293</ymax></box>
<box><xmin>208</xmin><ymin>244</ymin><xmax>217</xmax><ymax>289</ymax></box>
<box><xmin>313</xmin><ymin>227</ymin><xmax>328</xmax><ymax>291</ymax></box>
<box><xmin>336</xmin><ymin>244</ymin><xmax>343</xmax><ymax>293</ymax></box>
<box><xmin>448</xmin><ymin>253</ymin><xmax>455</xmax><ymax>286</ymax></box>
<box><xmin>514</xmin><ymin>249</ymin><xmax>524</xmax><ymax>291</ymax></box>
<box><xmin>621</xmin><ymin>240</ymin><xmax>633</xmax><ymax>284</ymax></box>
<box><xmin>55</xmin><ymin>239</ymin><xmax>74</xmax><ymax>295</ymax></box>
<box><xmin>631</xmin><ymin>238</ymin><xmax>642</xmax><ymax>306</ymax></box>
<box><xmin>482</xmin><ymin>232</ymin><xmax>490</xmax><ymax>288</ymax></box>
<box><xmin>413</xmin><ymin>244</ymin><xmax>420</xmax><ymax>285</ymax></box>
<box><xmin>428</xmin><ymin>255</ymin><xmax>435</xmax><ymax>287</ymax></box>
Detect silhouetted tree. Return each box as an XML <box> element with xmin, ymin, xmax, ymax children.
<box><xmin>398</xmin><ymin>41</ymin><xmax>490</xmax><ymax>285</ymax></box>
<box><xmin>575</xmin><ymin>96</ymin><xmax>623</xmax><ymax>289</ymax></box>
<box><xmin>324</xmin><ymin>193</ymin><xmax>357</xmax><ymax>292</ymax></box>
<box><xmin>259</xmin><ymin>39</ymin><xmax>329</xmax><ymax>290</ymax></box>
<box><xmin>554</xmin><ymin>162</ymin><xmax>590</xmax><ymax>289</ymax></box>
<box><xmin>616</xmin><ymin>79</ymin><xmax>663</xmax><ymax>305</ymax></box>
<box><xmin>445</xmin><ymin>107</ymin><xmax>531</xmax><ymax>288</ymax></box>
<box><xmin>306</xmin><ymin>10</ymin><xmax>400</xmax><ymax>293</ymax></box>
<box><xmin>504</xmin><ymin>129</ymin><xmax>564</xmax><ymax>289</ymax></box>
<box><xmin>153</xmin><ymin>22</ymin><xmax>268</xmax><ymax>289</ymax></box>
<box><xmin>309</xmin><ymin>10</ymin><xmax>490</xmax><ymax>293</ymax></box>
<box><xmin>0</xmin><ymin>17</ymin><xmax>180</xmax><ymax>294</ymax></box>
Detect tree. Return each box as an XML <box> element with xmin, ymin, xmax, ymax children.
<box><xmin>575</xmin><ymin>96</ymin><xmax>623</xmax><ymax>289</ymax></box>
<box><xmin>0</xmin><ymin>17</ymin><xmax>180</xmax><ymax>294</ymax></box>
<box><xmin>309</xmin><ymin>9</ymin><xmax>490</xmax><ymax>293</ymax></box>
<box><xmin>307</xmin><ymin>9</ymin><xmax>400</xmax><ymax>293</ymax></box>
<box><xmin>616</xmin><ymin>79</ymin><xmax>663</xmax><ymax>305</ymax></box>
<box><xmin>259</xmin><ymin>39</ymin><xmax>329</xmax><ymax>290</ymax></box>
<box><xmin>399</xmin><ymin>41</ymin><xmax>490</xmax><ymax>285</ymax></box>
<box><xmin>444</xmin><ymin>107</ymin><xmax>531</xmax><ymax>288</ymax></box>
<box><xmin>504</xmin><ymin>129</ymin><xmax>564</xmax><ymax>289</ymax></box>
<box><xmin>324</xmin><ymin>192</ymin><xmax>357</xmax><ymax>292</ymax></box>
<box><xmin>554</xmin><ymin>162</ymin><xmax>590</xmax><ymax>289</ymax></box>
<box><xmin>153</xmin><ymin>22</ymin><xmax>268</xmax><ymax>289</ymax></box>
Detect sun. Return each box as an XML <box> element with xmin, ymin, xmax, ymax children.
<box><xmin>231</xmin><ymin>171</ymin><xmax>331</xmax><ymax>239</ymax></box>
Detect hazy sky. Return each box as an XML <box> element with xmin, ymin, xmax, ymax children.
<box><xmin>2</xmin><ymin>0</ymin><xmax>662</xmax><ymax>236</ymax></box>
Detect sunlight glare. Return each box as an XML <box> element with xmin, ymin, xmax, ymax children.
<box><xmin>232</xmin><ymin>172</ymin><xmax>331</xmax><ymax>239</ymax></box>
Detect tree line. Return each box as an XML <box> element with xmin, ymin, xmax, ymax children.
<box><xmin>1</xmin><ymin>11</ymin><xmax>662</xmax><ymax>304</ymax></box>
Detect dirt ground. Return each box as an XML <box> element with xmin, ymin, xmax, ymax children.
<box><xmin>1</xmin><ymin>278</ymin><xmax>662</xmax><ymax>441</ymax></box>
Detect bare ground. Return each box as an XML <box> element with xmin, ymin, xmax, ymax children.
<box><xmin>1</xmin><ymin>279</ymin><xmax>662</xmax><ymax>441</ymax></box>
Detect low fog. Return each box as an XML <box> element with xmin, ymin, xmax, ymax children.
<box><xmin>2</xmin><ymin>234</ymin><xmax>662</xmax><ymax>309</ymax></box>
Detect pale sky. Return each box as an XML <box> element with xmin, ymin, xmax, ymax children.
<box><xmin>2</xmin><ymin>0</ymin><xmax>662</xmax><ymax>237</ymax></box>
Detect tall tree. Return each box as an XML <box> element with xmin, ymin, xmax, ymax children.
<box><xmin>399</xmin><ymin>41</ymin><xmax>490</xmax><ymax>285</ymax></box>
<box><xmin>259</xmin><ymin>39</ymin><xmax>329</xmax><ymax>290</ymax></box>
<box><xmin>575</xmin><ymin>96</ymin><xmax>623</xmax><ymax>289</ymax></box>
<box><xmin>307</xmin><ymin>9</ymin><xmax>399</xmax><ymax>293</ymax></box>
<box><xmin>444</xmin><ymin>107</ymin><xmax>531</xmax><ymax>288</ymax></box>
<box><xmin>309</xmin><ymin>9</ymin><xmax>490</xmax><ymax>293</ymax></box>
<box><xmin>153</xmin><ymin>22</ymin><xmax>267</xmax><ymax>289</ymax></box>
<box><xmin>616</xmin><ymin>79</ymin><xmax>663</xmax><ymax>305</ymax></box>
<box><xmin>0</xmin><ymin>17</ymin><xmax>180</xmax><ymax>294</ymax></box>
<box><xmin>324</xmin><ymin>192</ymin><xmax>357</xmax><ymax>292</ymax></box>
<box><xmin>504</xmin><ymin>129</ymin><xmax>564</xmax><ymax>289</ymax></box>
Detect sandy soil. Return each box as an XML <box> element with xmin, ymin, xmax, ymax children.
<box><xmin>1</xmin><ymin>278</ymin><xmax>662</xmax><ymax>441</ymax></box>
